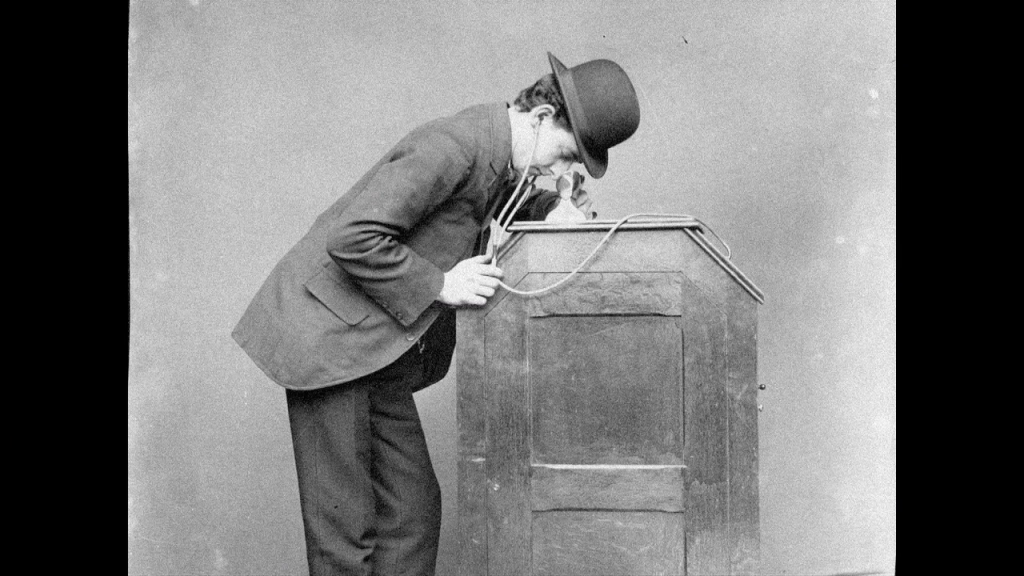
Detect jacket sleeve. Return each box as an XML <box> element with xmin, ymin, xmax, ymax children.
<box><xmin>326</xmin><ymin>129</ymin><xmax>473</xmax><ymax>327</ymax></box>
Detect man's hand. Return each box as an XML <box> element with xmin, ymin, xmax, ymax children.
<box><xmin>571</xmin><ymin>187</ymin><xmax>596</xmax><ymax>219</ymax></box>
<box><xmin>437</xmin><ymin>255</ymin><xmax>504</xmax><ymax>306</ymax></box>
<box><xmin>556</xmin><ymin>171</ymin><xmax>596</xmax><ymax>220</ymax></box>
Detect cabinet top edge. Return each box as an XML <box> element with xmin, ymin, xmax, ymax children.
<box><xmin>504</xmin><ymin>220</ymin><xmax>765</xmax><ymax>304</ymax></box>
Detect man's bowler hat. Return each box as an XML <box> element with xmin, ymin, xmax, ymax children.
<box><xmin>548</xmin><ymin>52</ymin><xmax>640</xmax><ymax>179</ymax></box>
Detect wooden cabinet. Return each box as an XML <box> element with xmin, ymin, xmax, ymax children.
<box><xmin>456</xmin><ymin>220</ymin><xmax>763</xmax><ymax>576</ymax></box>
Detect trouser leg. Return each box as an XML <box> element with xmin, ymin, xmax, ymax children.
<box><xmin>367</xmin><ymin>361</ymin><xmax>442</xmax><ymax>576</ymax></box>
<box><xmin>287</xmin><ymin>382</ymin><xmax>375</xmax><ymax>576</ymax></box>
<box><xmin>286</xmin><ymin>347</ymin><xmax>441</xmax><ymax>576</ymax></box>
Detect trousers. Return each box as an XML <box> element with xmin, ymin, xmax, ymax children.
<box><xmin>286</xmin><ymin>345</ymin><xmax>442</xmax><ymax>576</ymax></box>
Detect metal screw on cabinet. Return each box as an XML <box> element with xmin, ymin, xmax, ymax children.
<box><xmin>758</xmin><ymin>383</ymin><xmax>766</xmax><ymax>390</ymax></box>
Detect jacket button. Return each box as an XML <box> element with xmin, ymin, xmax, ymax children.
<box><xmin>406</xmin><ymin>333</ymin><xmax>417</xmax><ymax>341</ymax></box>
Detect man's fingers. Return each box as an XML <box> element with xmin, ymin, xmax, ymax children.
<box><xmin>440</xmin><ymin>255</ymin><xmax>508</xmax><ymax>307</ymax></box>
<box><xmin>475</xmin><ymin>276</ymin><xmax>500</xmax><ymax>289</ymax></box>
<box><xmin>479</xmin><ymin>265</ymin><xmax>503</xmax><ymax>278</ymax></box>
<box><xmin>466</xmin><ymin>264</ymin><xmax>503</xmax><ymax>278</ymax></box>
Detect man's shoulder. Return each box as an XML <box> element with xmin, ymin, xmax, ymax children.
<box><xmin>449</xmin><ymin>101</ymin><xmax>506</xmax><ymax>122</ymax></box>
<box><xmin>397</xmin><ymin>102</ymin><xmax>508</xmax><ymax>162</ymax></box>
<box><xmin>416</xmin><ymin>102</ymin><xmax>505</xmax><ymax>138</ymax></box>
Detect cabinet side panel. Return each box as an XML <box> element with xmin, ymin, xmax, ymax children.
<box><xmin>727</xmin><ymin>295</ymin><xmax>760</xmax><ymax>574</ymax></box>
<box><xmin>456</xmin><ymin>310</ymin><xmax>489</xmax><ymax>574</ymax></box>
<box><xmin>457</xmin><ymin>310</ymin><xmax>487</xmax><ymax>455</ymax></box>
<box><xmin>485</xmin><ymin>300</ymin><xmax>532</xmax><ymax>575</ymax></box>
<box><xmin>457</xmin><ymin>458</ymin><xmax>489</xmax><ymax>574</ymax></box>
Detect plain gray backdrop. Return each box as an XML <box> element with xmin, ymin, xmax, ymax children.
<box><xmin>128</xmin><ymin>1</ymin><xmax>896</xmax><ymax>574</ymax></box>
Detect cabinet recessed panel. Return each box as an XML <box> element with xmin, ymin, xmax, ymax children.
<box><xmin>528</xmin><ymin>316</ymin><xmax>683</xmax><ymax>465</ymax></box>
<box><xmin>532</xmin><ymin>511</ymin><xmax>686</xmax><ymax>576</ymax></box>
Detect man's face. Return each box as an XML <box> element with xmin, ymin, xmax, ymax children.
<box><xmin>516</xmin><ymin>115</ymin><xmax>581</xmax><ymax>178</ymax></box>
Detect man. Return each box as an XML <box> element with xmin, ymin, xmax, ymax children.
<box><xmin>232</xmin><ymin>53</ymin><xmax>640</xmax><ymax>575</ymax></box>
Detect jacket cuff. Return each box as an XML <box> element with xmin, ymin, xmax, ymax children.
<box><xmin>372</xmin><ymin>264</ymin><xmax>446</xmax><ymax>327</ymax></box>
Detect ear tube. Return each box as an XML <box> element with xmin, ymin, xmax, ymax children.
<box><xmin>491</xmin><ymin>129</ymin><xmax>541</xmax><ymax>260</ymax></box>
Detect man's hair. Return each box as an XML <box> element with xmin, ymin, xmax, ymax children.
<box><xmin>514</xmin><ymin>73</ymin><xmax>572</xmax><ymax>130</ymax></box>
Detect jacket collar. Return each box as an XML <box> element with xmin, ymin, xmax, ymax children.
<box><xmin>487</xmin><ymin>102</ymin><xmax>513</xmax><ymax>177</ymax></box>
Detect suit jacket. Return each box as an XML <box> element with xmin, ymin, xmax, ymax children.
<box><xmin>232</xmin><ymin>102</ymin><xmax>545</xmax><ymax>391</ymax></box>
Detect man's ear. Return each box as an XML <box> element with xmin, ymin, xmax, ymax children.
<box><xmin>529</xmin><ymin>104</ymin><xmax>556</xmax><ymax>128</ymax></box>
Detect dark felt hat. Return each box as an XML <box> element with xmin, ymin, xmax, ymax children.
<box><xmin>548</xmin><ymin>52</ymin><xmax>640</xmax><ymax>179</ymax></box>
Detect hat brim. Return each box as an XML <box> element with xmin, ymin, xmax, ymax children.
<box><xmin>548</xmin><ymin>52</ymin><xmax>608</xmax><ymax>179</ymax></box>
